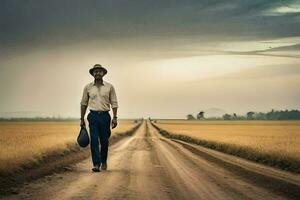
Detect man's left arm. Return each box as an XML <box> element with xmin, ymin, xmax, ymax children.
<box><xmin>110</xmin><ymin>85</ymin><xmax>119</xmax><ymax>129</ymax></box>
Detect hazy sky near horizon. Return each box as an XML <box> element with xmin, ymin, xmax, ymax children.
<box><xmin>1</xmin><ymin>0</ymin><xmax>300</xmax><ymax>118</ymax></box>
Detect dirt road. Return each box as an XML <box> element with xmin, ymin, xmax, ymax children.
<box><xmin>3</xmin><ymin>121</ymin><xmax>300</xmax><ymax>200</ymax></box>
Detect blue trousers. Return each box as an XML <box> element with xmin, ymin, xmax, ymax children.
<box><xmin>87</xmin><ymin>111</ymin><xmax>111</xmax><ymax>166</ymax></box>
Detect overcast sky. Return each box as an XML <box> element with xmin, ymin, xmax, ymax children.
<box><xmin>1</xmin><ymin>0</ymin><xmax>300</xmax><ymax>118</ymax></box>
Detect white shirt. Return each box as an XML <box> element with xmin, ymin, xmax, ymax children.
<box><xmin>80</xmin><ymin>81</ymin><xmax>118</xmax><ymax>111</ymax></box>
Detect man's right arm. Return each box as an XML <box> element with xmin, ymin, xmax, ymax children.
<box><xmin>80</xmin><ymin>104</ymin><xmax>88</xmax><ymax>127</ymax></box>
<box><xmin>80</xmin><ymin>85</ymin><xmax>89</xmax><ymax>127</ymax></box>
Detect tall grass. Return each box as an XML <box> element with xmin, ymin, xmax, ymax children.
<box><xmin>153</xmin><ymin>120</ymin><xmax>300</xmax><ymax>173</ymax></box>
<box><xmin>0</xmin><ymin>120</ymin><xmax>136</xmax><ymax>174</ymax></box>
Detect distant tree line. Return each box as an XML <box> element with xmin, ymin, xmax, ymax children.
<box><xmin>187</xmin><ymin>109</ymin><xmax>300</xmax><ymax>120</ymax></box>
<box><xmin>0</xmin><ymin>116</ymin><xmax>79</xmax><ymax>121</ymax></box>
<box><xmin>0</xmin><ymin>116</ymin><xmax>139</xmax><ymax>122</ymax></box>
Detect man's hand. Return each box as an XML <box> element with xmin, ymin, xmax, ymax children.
<box><xmin>111</xmin><ymin>117</ymin><xmax>118</xmax><ymax>129</ymax></box>
<box><xmin>80</xmin><ymin>119</ymin><xmax>86</xmax><ymax>127</ymax></box>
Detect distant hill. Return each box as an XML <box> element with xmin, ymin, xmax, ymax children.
<box><xmin>204</xmin><ymin>107</ymin><xmax>227</xmax><ymax>118</ymax></box>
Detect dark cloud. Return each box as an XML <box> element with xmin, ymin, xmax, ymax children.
<box><xmin>211</xmin><ymin>43</ymin><xmax>300</xmax><ymax>59</ymax></box>
<box><xmin>265</xmin><ymin>43</ymin><xmax>300</xmax><ymax>51</ymax></box>
<box><xmin>207</xmin><ymin>50</ymin><xmax>300</xmax><ymax>59</ymax></box>
<box><xmin>1</xmin><ymin>0</ymin><xmax>300</xmax><ymax>53</ymax></box>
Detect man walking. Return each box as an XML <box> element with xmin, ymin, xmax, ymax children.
<box><xmin>80</xmin><ymin>64</ymin><xmax>118</xmax><ymax>172</ymax></box>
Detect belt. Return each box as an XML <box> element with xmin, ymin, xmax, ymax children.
<box><xmin>90</xmin><ymin>110</ymin><xmax>109</xmax><ymax>114</ymax></box>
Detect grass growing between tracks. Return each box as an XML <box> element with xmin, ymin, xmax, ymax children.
<box><xmin>152</xmin><ymin>120</ymin><xmax>300</xmax><ymax>173</ymax></box>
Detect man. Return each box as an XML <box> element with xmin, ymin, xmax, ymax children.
<box><xmin>80</xmin><ymin>64</ymin><xmax>118</xmax><ymax>172</ymax></box>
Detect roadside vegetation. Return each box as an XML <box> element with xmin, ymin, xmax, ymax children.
<box><xmin>0</xmin><ymin>120</ymin><xmax>140</xmax><ymax>175</ymax></box>
<box><xmin>152</xmin><ymin>120</ymin><xmax>300</xmax><ymax>173</ymax></box>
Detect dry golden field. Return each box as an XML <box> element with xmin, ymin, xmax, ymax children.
<box><xmin>154</xmin><ymin>120</ymin><xmax>300</xmax><ymax>172</ymax></box>
<box><xmin>0</xmin><ymin>120</ymin><xmax>137</xmax><ymax>174</ymax></box>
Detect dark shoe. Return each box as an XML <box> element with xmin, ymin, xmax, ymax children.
<box><xmin>101</xmin><ymin>163</ymin><xmax>107</xmax><ymax>170</ymax></box>
<box><xmin>92</xmin><ymin>164</ymin><xmax>100</xmax><ymax>172</ymax></box>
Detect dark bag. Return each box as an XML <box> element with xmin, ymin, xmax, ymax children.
<box><xmin>77</xmin><ymin>126</ymin><xmax>90</xmax><ymax>148</ymax></box>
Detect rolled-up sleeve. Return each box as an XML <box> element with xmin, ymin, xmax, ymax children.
<box><xmin>109</xmin><ymin>85</ymin><xmax>118</xmax><ymax>108</ymax></box>
<box><xmin>80</xmin><ymin>85</ymin><xmax>89</xmax><ymax>106</ymax></box>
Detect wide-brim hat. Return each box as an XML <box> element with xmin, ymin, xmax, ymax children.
<box><xmin>89</xmin><ymin>64</ymin><xmax>108</xmax><ymax>76</ymax></box>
